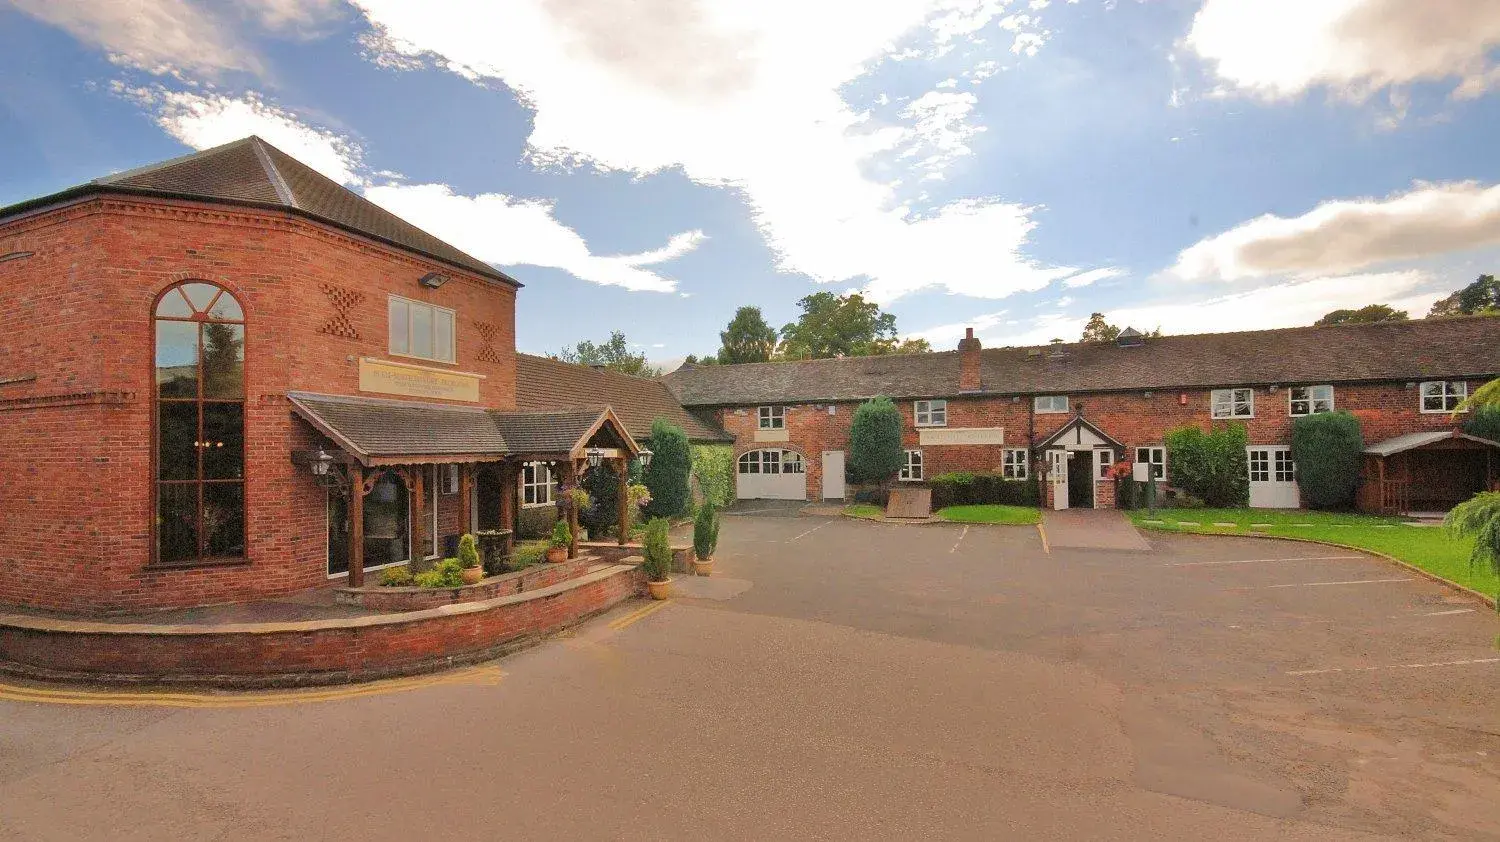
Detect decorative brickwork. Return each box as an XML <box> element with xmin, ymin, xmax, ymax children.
<box><xmin>474</xmin><ymin>320</ymin><xmax>504</xmax><ymax>363</ymax></box>
<box><xmin>317</xmin><ymin>283</ymin><xmax>365</xmax><ymax>339</ymax></box>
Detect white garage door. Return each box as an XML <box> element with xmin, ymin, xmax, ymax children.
<box><xmin>1248</xmin><ymin>446</ymin><xmax>1300</xmax><ymax>508</ymax></box>
<box><xmin>736</xmin><ymin>449</ymin><xmax>807</xmax><ymax>500</ymax></box>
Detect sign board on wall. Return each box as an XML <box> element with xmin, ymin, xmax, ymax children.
<box><xmin>359</xmin><ymin>357</ymin><xmax>483</xmax><ymax>403</ymax></box>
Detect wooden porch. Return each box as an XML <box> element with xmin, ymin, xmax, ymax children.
<box><xmin>1357</xmin><ymin>430</ymin><xmax>1500</xmax><ymax>517</ymax></box>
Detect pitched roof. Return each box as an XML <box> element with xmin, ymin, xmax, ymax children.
<box><xmin>1365</xmin><ymin>430</ymin><xmax>1500</xmax><ymax>457</ymax></box>
<box><xmin>514</xmin><ymin>353</ymin><xmax>731</xmax><ymax>442</ymax></box>
<box><xmin>663</xmin><ymin>317</ymin><xmax>1500</xmax><ymax>406</ymax></box>
<box><xmin>0</xmin><ymin>137</ymin><xmax>518</xmax><ymax>287</ymax></box>
<box><xmin>288</xmin><ymin>392</ymin><xmax>510</xmax><ymax>463</ymax></box>
<box><xmin>490</xmin><ymin>407</ymin><xmax>623</xmax><ymax>454</ymax></box>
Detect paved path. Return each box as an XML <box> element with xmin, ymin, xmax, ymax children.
<box><xmin>1043</xmin><ymin>508</ymin><xmax>1153</xmax><ymax>550</ymax></box>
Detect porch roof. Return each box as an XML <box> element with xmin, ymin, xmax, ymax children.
<box><xmin>1364</xmin><ymin>429</ymin><xmax>1500</xmax><ymax>458</ymax></box>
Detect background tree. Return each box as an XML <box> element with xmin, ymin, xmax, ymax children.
<box><xmin>553</xmin><ymin>330</ymin><xmax>661</xmax><ymax>377</ymax></box>
<box><xmin>717</xmin><ymin>306</ymin><xmax>778</xmax><ymax>364</ymax></box>
<box><xmin>642</xmin><ymin>418</ymin><xmax>691</xmax><ymax>518</ymax></box>
<box><xmin>682</xmin><ymin>353</ymin><xmax>720</xmax><ymax>366</ymax></box>
<box><xmin>1290</xmin><ymin>412</ymin><xmax>1364</xmax><ymax>508</ymax></box>
<box><xmin>779</xmin><ymin>292</ymin><xmax>900</xmax><ymax>359</ymax></box>
<box><xmin>1314</xmin><ymin>304</ymin><xmax>1409</xmax><ymax>326</ymax></box>
<box><xmin>1428</xmin><ymin>274</ymin><xmax>1500</xmax><ymax>317</ymax></box>
<box><xmin>848</xmin><ymin>396</ymin><xmax>904</xmax><ymax>484</ymax></box>
<box><xmin>1080</xmin><ymin>313</ymin><xmax>1121</xmax><ymax>343</ymax></box>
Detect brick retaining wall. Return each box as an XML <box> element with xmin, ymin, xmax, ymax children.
<box><xmin>334</xmin><ymin>556</ymin><xmax>593</xmax><ymax>612</ymax></box>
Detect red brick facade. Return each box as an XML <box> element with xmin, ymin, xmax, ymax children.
<box><xmin>0</xmin><ymin>197</ymin><xmax>516</xmax><ymax>612</ymax></box>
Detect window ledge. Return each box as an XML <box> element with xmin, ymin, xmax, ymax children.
<box><xmin>144</xmin><ymin>557</ymin><xmax>250</xmax><ymax>572</ymax></box>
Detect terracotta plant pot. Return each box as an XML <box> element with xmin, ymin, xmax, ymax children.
<box><xmin>460</xmin><ymin>566</ymin><xmax>484</xmax><ymax>585</ymax></box>
<box><xmin>646</xmin><ymin>578</ymin><xmax>671</xmax><ymax>600</ymax></box>
<box><xmin>546</xmin><ymin>546</ymin><xmax>568</xmax><ymax>564</ymax></box>
<box><xmin>692</xmin><ymin>556</ymin><xmax>714</xmax><ymax>577</ymax></box>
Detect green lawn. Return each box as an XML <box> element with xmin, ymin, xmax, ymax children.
<box><xmin>843</xmin><ymin>504</ymin><xmax>884</xmax><ymax>520</ymax></box>
<box><xmin>937</xmin><ymin>505</ymin><xmax>1042</xmax><ymax>525</ymax></box>
<box><xmin>1131</xmin><ymin>508</ymin><xmax>1497</xmax><ymax>600</ymax></box>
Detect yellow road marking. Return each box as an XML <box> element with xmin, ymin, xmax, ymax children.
<box><xmin>607</xmin><ymin>599</ymin><xmax>672</xmax><ymax>631</ymax></box>
<box><xmin>0</xmin><ymin>664</ymin><xmax>503</xmax><ymax>709</ymax></box>
<box><xmin>1037</xmin><ymin>522</ymin><xmax>1051</xmax><ymax>555</ymax></box>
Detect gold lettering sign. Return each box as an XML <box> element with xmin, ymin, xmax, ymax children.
<box><xmin>359</xmin><ymin>358</ymin><xmax>482</xmax><ymax>403</ymax></box>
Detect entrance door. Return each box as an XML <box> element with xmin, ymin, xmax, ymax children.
<box><xmin>821</xmin><ymin>450</ymin><xmax>846</xmax><ymax>500</ymax></box>
<box><xmin>327</xmin><ymin>491</ymin><xmax>352</xmax><ymax>576</ymax></box>
<box><xmin>474</xmin><ymin>467</ymin><xmax>504</xmax><ymax>531</ymax></box>
<box><xmin>1248</xmin><ymin>446</ymin><xmax>1299</xmax><ymax>508</ymax></box>
<box><xmin>1067</xmin><ymin>450</ymin><xmax>1094</xmax><ymax>509</ymax></box>
<box><xmin>1047</xmin><ymin>449</ymin><xmax>1069</xmax><ymax>510</ymax></box>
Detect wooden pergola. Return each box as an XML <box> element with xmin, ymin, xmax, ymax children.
<box><xmin>1356</xmin><ymin>430</ymin><xmax>1500</xmax><ymax>516</ymax></box>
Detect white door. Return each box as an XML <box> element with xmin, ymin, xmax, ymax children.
<box><xmin>1048</xmin><ymin>449</ymin><xmax>1069</xmax><ymax>510</ymax></box>
<box><xmin>1248</xmin><ymin>446</ymin><xmax>1300</xmax><ymax>508</ymax></box>
<box><xmin>821</xmin><ymin>450</ymin><xmax>846</xmax><ymax>500</ymax></box>
<box><xmin>736</xmin><ymin>449</ymin><xmax>809</xmax><ymax>500</ymax></box>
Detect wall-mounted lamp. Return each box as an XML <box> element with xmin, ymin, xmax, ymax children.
<box><xmin>1143</xmin><ymin>390</ymin><xmax>1154</xmax><ymax>398</ymax></box>
<box><xmin>585</xmin><ymin>447</ymin><xmax>606</xmax><ymax>469</ymax></box>
<box><xmin>418</xmin><ymin>272</ymin><xmax>449</xmax><ymax>289</ymax></box>
<box><xmin>309</xmin><ymin>448</ymin><xmax>335</xmax><ymax>477</ymax></box>
<box><xmin>638</xmin><ymin>448</ymin><xmax>653</xmax><ymax>469</ymax></box>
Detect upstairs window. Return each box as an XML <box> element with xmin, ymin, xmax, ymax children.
<box><xmin>154</xmin><ymin>282</ymin><xmax>246</xmax><ymax>565</ymax></box>
<box><xmin>914</xmin><ymin>399</ymin><xmax>947</xmax><ymax>427</ymax></box>
<box><xmin>1420</xmin><ymin>381</ymin><xmax>1467</xmax><ymax>413</ymax></box>
<box><xmin>758</xmin><ymin>405</ymin><xmax>785</xmax><ymax>429</ymax></box>
<box><xmin>1211</xmin><ymin>388</ymin><xmax>1254</xmax><ymax>419</ymax></box>
<box><xmin>899</xmin><ymin>449</ymin><xmax>923</xmax><ymax>482</ymax></box>
<box><xmin>1034</xmin><ymin>395</ymin><xmax>1069</xmax><ymax>414</ymax></box>
<box><xmin>1289</xmin><ymin>385</ymin><xmax>1334</xmax><ymax>417</ymax></box>
<box><xmin>389</xmin><ymin>295</ymin><xmax>456</xmax><ymax>363</ymax></box>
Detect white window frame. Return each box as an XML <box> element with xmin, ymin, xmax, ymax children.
<box><xmin>1211</xmin><ymin>388</ymin><xmax>1254</xmax><ymax>419</ymax></box>
<box><xmin>1001</xmin><ymin>448</ymin><xmax>1028</xmax><ymax>480</ymax></box>
<box><xmin>1095</xmin><ymin>449</ymin><xmax>1115</xmax><ymax>480</ymax></box>
<box><xmin>737</xmin><ymin>451</ymin><xmax>762</xmax><ymax>474</ymax></box>
<box><xmin>1288</xmin><ymin>385</ymin><xmax>1334</xmax><ymax>417</ymax></box>
<box><xmin>1420</xmin><ymin>381</ymin><xmax>1467</xmax><ymax>414</ymax></box>
<box><xmin>1135</xmin><ymin>446</ymin><xmax>1166</xmax><ymax>480</ymax></box>
<box><xmin>1034</xmin><ymin>395</ymin><xmax>1069</xmax><ymax>414</ymax></box>
<box><xmin>1273</xmin><ymin>449</ymin><xmax>1297</xmax><ymax>483</ymax></box>
<box><xmin>899</xmin><ymin>449</ymin><xmax>923</xmax><ymax>482</ymax></box>
<box><xmin>1248</xmin><ymin>448</ymin><xmax>1270</xmax><ymax>483</ymax></box>
<box><xmin>758</xmin><ymin>405</ymin><xmax>785</xmax><ymax>430</ymax></box>
<box><xmin>388</xmin><ymin>295</ymin><xmax>456</xmax><ymax>364</ymax></box>
<box><xmin>441</xmin><ymin>463</ymin><xmax>460</xmax><ymax>494</ymax></box>
<box><xmin>521</xmin><ymin>461</ymin><xmax>556</xmax><ymax>508</ymax></box>
<box><xmin>914</xmin><ymin>399</ymin><xmax>948</xmax><ymax>428</ymax></box>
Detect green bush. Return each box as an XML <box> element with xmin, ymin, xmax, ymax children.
<box><xmin>580</xmin><ymin>464</ymin><xmax>619</xmax><ymax>538</ymax></box>
<box><xmin>691</xmin><ymin>445</ymin><xmax>735</xmax><ymax>509</ymax></box>
<box><xmin>516</xmin><ymin>506</ymin><xmax>558</xmax><ymax>541</ymax></box>
<box><xmin>377</xmin><ymin>566</ymin><xmax>413</xmax><ymax>587</ymax></box>
<box><xmin>457</xmin><ymin>533</ymin><xmax>481</xmax><ymax>569</ymax></box>
<box><xmin>849</xmin><ymin>396</ymin><xmax>904</xmax><ymax>483</ymax></box>
<box><xmin>1462</xmin><ymin>405</ymin><xmax>1500</xmax><ymax>443</ymax></box>
<box><xmin>928</xmin><ymin>471</ymin><xmax>1037</xmax><ymax>509</ymax></box>
<box><xmin>414</xmin><ymin>559</ymin><xmax>465</xmax><ymax>588</ymax></box>
<box><xmin>641</xmin><ymin>517</ymin><xmax>673</xmax><ymax>581</ymax></box>
<box><xmin>644</xmin><ymin>418</ymin><xmax>692</xmax><ymax>518</ymax></box>
<box><xmin>1116</xmin><ymin>478</ymin><xmax>1138</xmax><ymax>510</ymax></box>
<box><xmin>550</xmin><ymin>519</ymin><xmax>571</xmax><ymax>548</ymax></box>
<box><xmin>1290</xmin><ymin>411</ymin><xmax>1364</xmax><ymax>509</ymax></box>
<box><xmin>506</xmin><ymin>540</ymin><xmax>547</xmax><ymax>572</ymax></box>
<box><xmin>1164</xmin><ymin>424</ymin><xmax>1248</xmax><ymax>507</ymax></box>
<box><xmin>692</xmin><ymin>502</ymin><xmax>719</xmax><ymax>559</ymax></box>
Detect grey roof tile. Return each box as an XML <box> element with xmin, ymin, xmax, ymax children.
<box><xmin>515</xmin><ymin>354</ymin><xmax>731</xmax><ymax>442</ymax></box>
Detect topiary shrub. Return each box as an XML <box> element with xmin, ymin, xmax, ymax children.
<box><xmin>693</xmin><ymin>502</ymin><xmax>719</xmax><ymax>560</ymax></box>
<box><xmin>641</xmin><ymin>517</ymin><xmax>673</xmax><ymax>582</ymax></box>
<box><xmin>1290</xmin><ymin>411</ymin><xmax>1364</xmax><ymax>509</ymax></box>
<box><xmin>644</xmin><ymin>418</ymin><xmax>692</xmax><ymax>519</ymax></box>
<box><xmin>1462</xmin><ymin>405</ymin><xmax>1500</xmax><ymax>443</ymax></box>
<box><xmin>691</xmin><ymin>445</ymin><xmax>735</xmax><ymax>509</ymax></box>
<box><xmin>849</xmin><ymin>396</ymin><xmax>903</xmax><ymax>484</ymax></box>
<box><xmin>1165</xmin><ymin>424</ymin><xmax>1248</xmax><ymax>507</ymax></box>
<box><xmin>457</xmin><ymin>533</ymin><xmax>481</xmax><ymax>569</ymax></box>
<box><xmin>378</xmin><ymin>566</ymin><xmax>413</xmax><ymax>587</ymax></box>
<box><xmin>580</xmin><ymin>464</ymin><xmax>619</xmax><ymax>539</ymax></box>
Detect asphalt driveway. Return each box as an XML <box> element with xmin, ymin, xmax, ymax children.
<box><xmin>1</xmin><ymin>512</ymin><xmax>1497</xmax><ymax>840</ymax></box>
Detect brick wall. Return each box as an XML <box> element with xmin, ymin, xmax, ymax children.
<box><xmin>0</xmin><ymin>197</ymin><xmax>517</xmax><ymax>612</ymax></box>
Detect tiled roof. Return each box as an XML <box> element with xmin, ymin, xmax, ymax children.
<box><xmin>1366</xmin><ymin>430</ymin><xmax>1500</xmax><ymax>457</ymax></box>
<box><xmin>490</xmin><ymin>408</ymin><xmax>613</xmax><ymax>454</ymax></box>
<box><xmin>1</xmin><ymin>137</ymin><xmax>517</xmax><ymax>286</ymax></box>
<box><xmin>515</xmin><ymin>354</ymin><xmax>731</xmax><ymax>442</ymax></box>
<box><xmin>663</xmin><ymin>317</ymin><xmax>1500</xmax><ymax>406</ymax></box>
<box><xmin>288</xmin><ymin>392</ymin><xmax>510</xmax><ymax>461</ymax></box>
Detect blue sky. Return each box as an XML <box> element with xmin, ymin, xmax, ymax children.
<box><xmin>4</xmin><ymin>0</ymin><xmax>1499</xmax><ymax>367</ymax></box>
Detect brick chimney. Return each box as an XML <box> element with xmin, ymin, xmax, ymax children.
<box><xmin>958</xmin><ymin>327</ymin><xmax>982</xmax><ymax>392</ymax></box>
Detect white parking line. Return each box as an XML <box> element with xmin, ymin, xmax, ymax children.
<box><xmin>1420</xmin><ymin>608</ymin><xmax>1476</xmax><ymax>616</ymax></box>
<box><xmin>950</xmin><ymin>526</ymin><xmax>969</xmax><ymax>554</ymax></box>
<box><xmin>787</xmin><ymin>521</ymin><xmax>832</xmax><ymax>542</ymax></box>
<box><xmin>1163</xmin><ymin>555</ymin><xmax>1364</xmax><ymax>568</ymax></box>
<box><xmin>1289</xmin><ymin>657</ymin><xmax>1500</xmax><ymax>676</ymax></box>
<box><xmin>1238</xmin><ymin>577</ymin><xmax>1411</xmax><ymax>590</ymax></box>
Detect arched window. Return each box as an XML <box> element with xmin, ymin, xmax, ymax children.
<box><xmin>154</xmin><ymin>282</ymin><xmax>246</xmax><ymax>564</ymax></box>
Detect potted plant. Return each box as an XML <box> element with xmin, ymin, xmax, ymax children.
<box><xmin>641</xmin><ymin>517</ymin><xmax>673</xmax><ymax>600</ymax></box>
<box><xmin>692</xmin><ymin>502</ymin><xmax>719</xmax><ymax>576</ymax></box>
<box><xmin>457</xmin><ymin>533</ymin><xmax>484</xmax><ymax>585</ymax></box>
<box><xmin>546</xmin><ymin>519</ymin><xmax>571</xmax><ymax>563</ymax></box>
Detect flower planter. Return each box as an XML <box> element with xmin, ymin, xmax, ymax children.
<box><xmin>692</xmin><ymin>556</ymin><xmax>714</xmax><ymax>577</ymax></box>
<box><xmin>460</xmin><ymin>566</ymin><xmax>484</xmax><ymax>585</ymax></box>
<box><xmin>646</xmin><ymin>578</ymin><xmax>671</xmax><ymax>600</ymax></box>
<box><xmin>546</xmin><ymin>546</ymin><xmax>568</xmax><ymax>564</ymax></box>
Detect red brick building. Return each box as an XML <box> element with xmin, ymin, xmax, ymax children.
<box><xmin>0</xmin><ymin>138</ymin><xmax>645</xmax><ymax>613</ymax></box>
<box><xmin>664</xmin><ymin>321</ymin><xmax>1500</xmax><ymax>512</ymax></box>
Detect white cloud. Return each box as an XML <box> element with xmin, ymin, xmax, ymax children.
<box><xmin>1171</xmin><ymin>180</ymin><xmax>1500</xmax><ymax>282</ymax></box>
<box><xmin>7</xmin><ymin>0</ymin><xmax>260</xmax><ymax>76</ymax></box>
<box><xmin>1060</xmin><ymin>267</ymin><xmax>1123</xmax><ymax>288</ymax></box>
<box><xmin>1186</xmin><ymin>0</ymin><xmax>1500</xmax><ymax>102</ymax></box>
<box><xmin>121</xmin><ymin>89</ymin><xmax>702</xmax><ymax>292</ymax></box>
<box><xmin>899</xmin><ymin>90</ymin><xmax>985</xmax><ymax>177</ymax></box>
<box><xmin>351</xmin><ymin>0</ymin><xmax>1070</xmax><ymax>304</ymax></box>
<box><xmin>906</xmin><ymin>309</ymin><xmax>1009</xmax><ymax>347</ymax></box>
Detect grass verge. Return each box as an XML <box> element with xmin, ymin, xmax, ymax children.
<box><xmin>843</xmin><ymin>504</ymin><xmax>884</xmax><ymax>520</ymax></box>
<box><xmin>1131</xmin><ymin>508</ymin><xmax>1497</xmax><ymax>601</ymax></box>
<box><xmin>937</xmin><ymin>505</ymin><xmax>1041</xmax><ymax>525</ymax></box>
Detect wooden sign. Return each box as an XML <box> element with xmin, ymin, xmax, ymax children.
<box><xmin>359</xmin><ymin>357</ymin><xmax>482</xmax><ymax>403</ymax></box>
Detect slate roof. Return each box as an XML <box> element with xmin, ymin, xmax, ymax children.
<box><xmin>288</xmin><ymin>392</ymin><xmax>510</xmax><ymax>462</ymax></box>
<box><xmin>663</xmin><ymin>317</ymin><xmax>1500</xmax><ymax>406</ymax></box>
<box><xmin>0</xmin><ymin>137</ymin><xmax>517</xmax><ymax>287</ymax></box>
<box><xmin>515</xmin><ymin>354</ymin><xmax>731</xmax><ymax>442</ymax></box>
<box><xmin>490</xmin><ymin>408</ymin><xmax>619</xmax><ymax>454</ymax></box>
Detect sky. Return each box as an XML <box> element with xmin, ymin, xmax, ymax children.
<box><xmin>3</xmin><ymin>0</ymin><xmax>1500</xmax><ymax>368</ymax></box>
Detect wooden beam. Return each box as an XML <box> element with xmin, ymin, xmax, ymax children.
<box><xmin>616</xmin><ymin>458</ymin><xmax>630</xmax><ymax>547</ymax></box>
<box><xmin>499</xmin><ymin>462</ymin><xmax>517</xmax><ymax>555</ymax></box>
<box><xmin>460</xmin><ymin>463</ymin><xmax>473</xmax><ymax>537</ymax></box>
<box><xmin>561</xmin><ymin>460</ymin><xmax>579</xmax><ymax>559</ymax></box>
<box><xmin>348</xmin><ymin>466</ymin><xmax>365</xmax><ymax>588</ymax></box>
<box><xmin>410</xmin><ymin>465</ymin><xmax>427</xmax><ymax>571</ymax></box>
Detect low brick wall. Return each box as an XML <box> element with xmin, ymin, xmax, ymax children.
<box><xmin>334</xmin><ymin>556</ymin><xmax>593</xmax><ymax>612</ymax></box>
<box><xmin>580</xmin><ymin>541</ymin><xmax>693</xmax><ymax>573</ymax></box>
<box><xmin>0</xmin><ymin>565</ymin><xmax>644</xmax><ymax>688</ymax></box>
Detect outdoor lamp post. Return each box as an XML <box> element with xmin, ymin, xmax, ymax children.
<box><xmin>585</xmin><ymin>447</ymin><xmax>606</xmax><ymax>469</ymax></box>
<box><xmin>638</xmin><ymin>448</ymin><xmax>653</xmax><ymax>469</ymax></box>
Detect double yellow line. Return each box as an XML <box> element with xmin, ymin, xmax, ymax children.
<box><xmin>607</xmin><ymin>599</ymin><xmax>672</xmax><ymax>632</ymax></box>
<box><xmin>0</xmin><ymin>664</ymin><xmax>504</xmax><ymax>709</ymax></box>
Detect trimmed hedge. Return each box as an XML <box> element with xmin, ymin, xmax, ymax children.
<box><xmin>1164</xmin><ymin>423</ymin><xmax>1248</xmax><ymax>507</ymax></box>
<box><xmin>849</xmin><ymin>396</ymin><xmax>904</xmax><ymax>483</ymax></box>
<box><xmin>644</xmin><ymin>418</ymin><xmax>692</xmax><ymax>518</ymax></box>
<box><xmin>929</xmin><ymin>471</ymin><xmax>1038</xmax><ymax>510</ymax></box>
<box><xmin>1290</xmin><ymin>411</ymin><xmax>1363</xmax><ymax>509</ymax></box>
<box><xmin>516</xmin><ymin>506</ymin><xmax>558</xmax><ymax>541</ymax></box>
